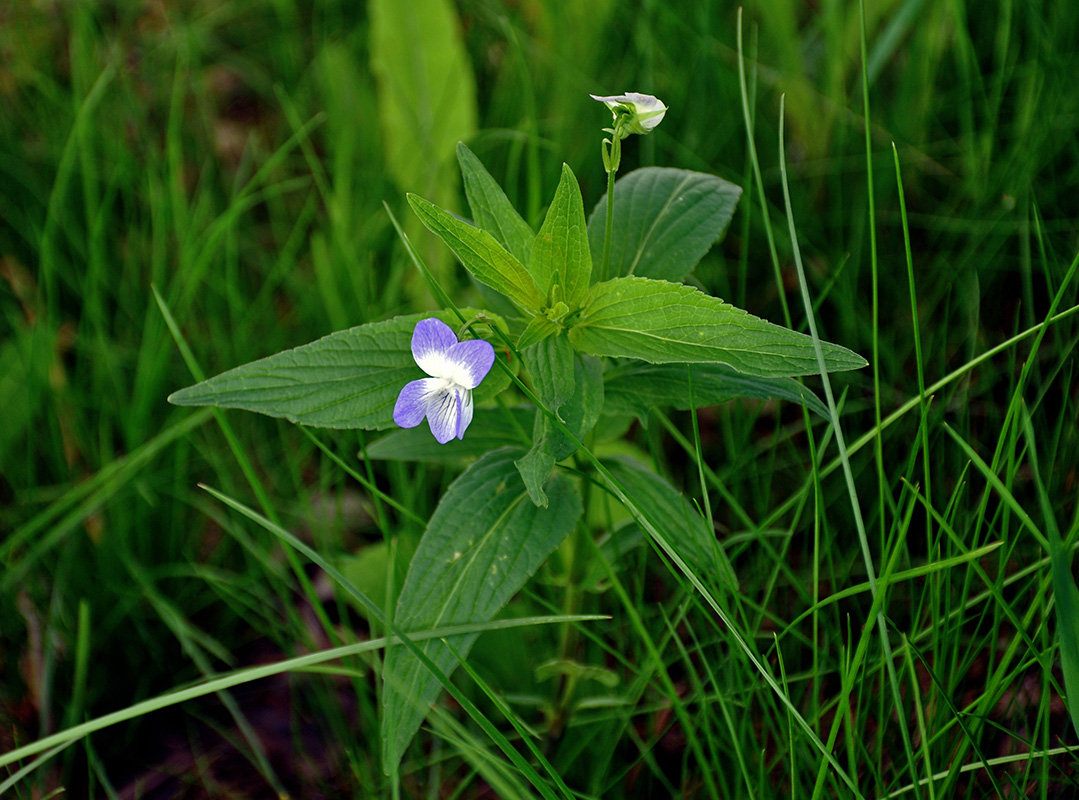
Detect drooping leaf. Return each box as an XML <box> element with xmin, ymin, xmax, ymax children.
<box><xmin>602</xmin><ymin>456</ymin><xmax>734</xmax><ymax>585</ymax></box>
<box><xmin>515</xmin><ymin>335</ymin><xmax>575</xmax><ymax>507</ymax></box>
<box><xmin>382</xmin><ymin>448</ymin><xmax>582</xmax><ymax>771</ymax></box>
<box><xmin>545</xmin><ymin>353</ymin><xmax>603</xmax><ymax>463</ymax></box>
<box><xmin>530</xmin><ymin>163</ymin><xmax>591</xmax><ymax>307</ymax></box>
<box><xmin>515</xmin><ymin>338</ymin><xmax>602</xmax><ymax>506</ymax></box>
<box><xmin>365</xmin><ymin>406</ymin><xmax>534</xmax><ymax>462</ymax></box>
<box><xmin>408</xmin><ymin>194</ymin><xmax>545</xmax><ymax>312</ymax></box>
<box><xmin>457</xmin><ymin>142</ymin><xmax>534</xmax><ymax>266</ymax></box>
<box><xmin>569</xmin><ymin>276</ymin><xmax>867</xmax><ymax>377</ymax></box>
<box><xmin>523</xmin><ymin>334</ymin><xmax>577</xmax><ymax>414</ymax></box>
<box><xmin>587</xmin><ymin>167</ymin><xmax>742</xmax><ymax>282</ymax></box>
<box><xmin>168</xmin><ymin>310</ymin><xmax>509</xmax><ymax>429</ymax></box>
<box><xmin>604</xmin><ymin>363</ymin><xmax>829</xmax><ymax>424</ymax></box>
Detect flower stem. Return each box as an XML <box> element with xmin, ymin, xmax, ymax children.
<box><xmin>599</xmin><ymin>139</ymin><xmax>619</xmax><ymax>283</ymax></box>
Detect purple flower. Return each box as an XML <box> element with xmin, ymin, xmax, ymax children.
<box><xmin>393</xmin><ymin>318</ymin><xmax>496</xmax><ymax>443</ymax></box>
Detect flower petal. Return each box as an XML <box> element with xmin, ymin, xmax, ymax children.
<box><xmin>590</xmin><ymin>93</ymin><xmax>631</xmax><ymax>108</ymax></box>
<box><xmin>393</xmin><ymin>378</ymin><xmax>439</xmax><ymax>429</ymax></box>
<box><xmin>444</xmin><ymin>339</ymin><xmax>495</xmax><ymax>389</ymax></box>
<box><xmin>590</xmin><ymin>92</ymin><xmax>667</xmax><ymax>133</ymax></box>
<box><xmin>458</xmin><ymin>389</ymin><xmax>474</xmax><ymax>439</ymax></box>
<box><xmin>425</xmin><ymin>386</ymin><xmax>463</xmax><ymax>444</ymax></box>
<box><xmin>411</xmin><ymin>318</ymin><xmax>459</xmax><ymax>378</ymax></box>
<box><xmin>623</xmin><ymin>92</ymin><xmax>667</xmax><ymax>131</ymax></box>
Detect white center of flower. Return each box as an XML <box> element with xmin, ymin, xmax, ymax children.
<box><xmin>426</xmin><ymin>355</ymin><xmax>473</xmax><ymax>391</ymax></box>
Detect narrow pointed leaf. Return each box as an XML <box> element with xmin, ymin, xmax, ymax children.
<box><xmin>587</xmin><ymin>167</ymin><xmax>742</xmax><ymax>282</ymax></box>
<box><xmin>408</xmin><ymin>193</ymin><xmax>544</xmax><ymax>311</ymax></box>
<box><xmin>569</xmin><ymin>277</ymin><xmax>867</xmax><ymax>377</ymax></box>
<box><xmin>530</xmin><ymin>163</ymin><xmax>592</xmax><ymax>306</ymax></box>
<box><xmin>168</xmin><ymin>310</ymin><xmax>508</xmax><ymax>429</ymax></box>
<box><xmin>382</xmin><ymin>448</ymin><xmax>582</xmax><ymax>770</ymax></box>
<box><xmin>457</xmin><ymin>142</ymin><xmax>534</xmax><ymax>265</ymax></box>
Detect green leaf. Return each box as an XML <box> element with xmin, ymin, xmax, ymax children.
<box><xmin>523</xmin><ymin>334</ymin><xmax>577</xmax><ymax>414</ymax></box>
<box><xmin>370</xmin><ymin>0</ymin><xmax>475</xmax><ymax>200</ymax></box>
<box><xmin>530</xmin><ymin>163</ymin><xmax>592</xmax><ymax>307</ymax></box>
<box><xmin>382</xmin><ymin>448</ymin><xmax>582</xmax><ymax>771</ymax></box>
<box><xmin>457</xmin><ymin>142</ymin><xmax>534</xmax><ymax>266</ymax></box>
<box><xmin>408</xmin><ymin>193</ymin><xmax>545</xmax><ymax>312</ymax></box>
<box><xmin>604</xmin><ymin>363</ymin><xmax>829</xmax><ymax>424</ymax></box>
<box><xmin>546</xmin><ymin>354</ymin><xmax>603</xmax><ymax>463</ymax></box>
<box><xmin>365</xmin><ymin>407</ymin><xmax>534</xmax><ymax>462</ymax></box>
<box><xmin>516</xmin><ymin>314</ymin><xmax>561</xmax><ymax>350</ymax></box>
<box><xmin>514</xmin><ymin>446</ymin><xmax>557</xmax><ymax>510</ymax></box>
<box><xmin>587</xmin><ymin>167</ymin><xmax>743</xmax><ymax>282</ymax></box>
<box><xmin>515</xmin><ymin>335</ymin><xmax>575</xmax><ymax>506</ymax></box>
<box><xmin>337</xmin><ymin>537</ymin><xmax>416</xmax><ymax>622</ymax></box>
<box><xmin>515</xmin><ymin>338</ymin><xmax>603</xmax><ymax>506</ymax></box>
<box><xmin>168</xmin><ymin>310</ymin><xmax>508</xmax><ymax>430</ymax></box>
<box><xmin>569</xmin><ymin>277</ymin><xmax>867</xmax><ymax>377</ymax></box>
<box><xmin>601</xmin><ymin>456</ymin><xmax>733</xmax><ymax>584</ymax></box>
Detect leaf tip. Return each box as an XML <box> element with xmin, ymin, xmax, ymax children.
<box><xmin>167</xmin><ymin>386</ymin><xmax>196</xmax><ymax>406</ymax></box>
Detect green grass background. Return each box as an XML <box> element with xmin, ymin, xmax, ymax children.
<box><xmin>1</xmin><ymin>0</ymin><xmax>1077</xmax><ymax>797</ymax></box>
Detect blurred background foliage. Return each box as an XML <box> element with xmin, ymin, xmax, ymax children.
<box><xmin>1</xmin><ymin>0</ymin><xmax>1077</xmax><ymax>796</ymax></box>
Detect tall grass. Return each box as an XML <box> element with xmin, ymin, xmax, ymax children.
<box><xmin>2</xmin><ymin>0</ymin><xmax>1077</xmax><ymax>796</ymax></box>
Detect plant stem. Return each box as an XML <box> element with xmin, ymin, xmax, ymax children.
<box><xmin>599</xmin><ymin>137</ymin><xmax>619</xmax><ymax>283</ymax></box>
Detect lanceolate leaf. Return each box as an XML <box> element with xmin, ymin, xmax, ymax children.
<box><xmin>382</xmin><ymin>448</ymin><xmax>582</xmax><ymax>771</ymax></box>
<box><xmin>168</xmin><ymin>311</ymin><xmax>508</xmax><ymax>429</ymax></box>
<box><xmin>408</xmin><ymin>194</ymin><xmax>544</xmax><ymax>312</ymax></box>
<box><xmin>604</xmin><ymin>363</ymin><xmax>829</xmax><ymax>423</ymax></box>
<box><xmin>457</xmin><ymin>142</ymin><xmax>535</xmax><ymax>266</ymax></box>
<box><xmin>569</xmin><ymin>277</ymin><xmax>867</xmax><ymax>377</ymax></box>
<box><xmin>587</xmin><ymin>167</ymin><xmax>743</xmax><ymax>282</ymax></box>
<box><xmin>530</xmin><ymin>164</ymin><xmax>592</xmax><ymax>307</ymax></box>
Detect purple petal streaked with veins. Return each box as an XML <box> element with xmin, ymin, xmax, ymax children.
<box><xmin>411</xmin><ymin>318</ymin><xmax>459</xmax><ymax>377</ymax></box>
<box><xmin>393</xmin><ymin>378</ymin><xmax>437</xmax><ymax>428</ymax></box>
<box><xmin>458</xmin><ymin>389</ymin><xmax>474</xmax><ymax>435</ymax></box>
<box><xmin>445</xmin><ymin>339</ymin><xmax>496</xmax><ymax>389</ymax></box>
<box><xmin>425</xmin><ymin>386</ymin><xmax>462</xmax><ymax>443</ymax></box>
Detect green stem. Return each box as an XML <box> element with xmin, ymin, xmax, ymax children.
<box><xmin>599</xmin><ymin>137</ymin><xmax>620</xmax><ymax>283</ymax></box>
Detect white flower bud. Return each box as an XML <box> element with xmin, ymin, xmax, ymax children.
<box><xmin>590</xmin><ymin>92</ymin><xmax>667</xmax><ymax>135</ymax></box>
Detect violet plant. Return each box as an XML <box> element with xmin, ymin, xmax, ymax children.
<box><xmin>168</xmin><ymin>92</ymin><xmax>866</xmax><ymax>773</ymax></box>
